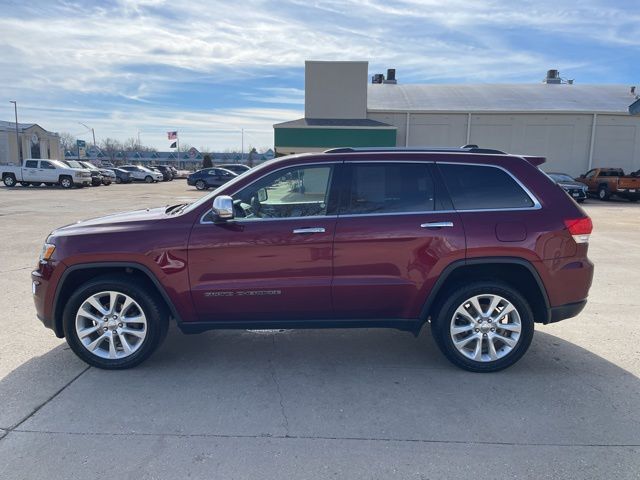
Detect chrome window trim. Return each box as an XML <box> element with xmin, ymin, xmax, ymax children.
<box><xmin>436</xmin><ymin>161</ymin><xmax>542</xmax><ymax>211</ymax></box>
<box><xmin>199</xmin><ymin>161</ymin><xmax>341</xmax><ymax>225</ymax></box>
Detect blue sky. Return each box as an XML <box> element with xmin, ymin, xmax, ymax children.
<box><xmin>1</xmin><ymin>0</ymin><xmax>638</xmax><ymax>150</ymax></box>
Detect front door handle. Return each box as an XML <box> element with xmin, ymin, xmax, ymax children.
<box><xmin>293</xmin><ymin>227</ymin><xmax>326</xmax><ymax>234</ymax></box>
<box><xmin>421</xmin><ymin>221</ymin><xmax>454</xmax><ymax>228</ymax></box>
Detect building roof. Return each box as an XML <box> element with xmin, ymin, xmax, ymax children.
<box><xmin>0</xmin><ymin>120</ymin><xmax>56</xmax><ymax>133</ymax></box>
<box><xmin>71</xmin><ymin>148</ymin><xmax>275</xmax><ymax>164</ymax></box>
<box><xmin>367</xmin><ymin>83</ymin><xmax>639</xmax><ymax>114</ymax></box>
<box><xmin>274</xmin><ymin>118</ymin><xmax>395</xmax><ymax>128</ymax></box>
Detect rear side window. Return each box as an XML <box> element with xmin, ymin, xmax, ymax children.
<box><xmin>438</xmin><ymin>164</ymin><xmax>534</xmax><ymax>210</ymax></box>
<box><xmin>343</xmin><ymin>163</ymin><xmax>435</xmax><ymax>214</ymax></box>
<box><xmin>25</xmin><ymin>160</ymin><xmax>38</xmax><ymax>168</ymax></box>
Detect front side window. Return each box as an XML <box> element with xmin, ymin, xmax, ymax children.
<box><xmin>584</xmin><ymin>170</ymin><xmax>596</xmax><ymax>179</ymax></box>
<box><xmin>40</xmin><ymin>161</ymin><xmax>55</xmax><ymax>169</ymax></box>
<box><xmin>232</xmin><ymin>165</ymin><xmax>333</xmax><ymax>219</ymax></box>
<box><xmin>439</xmin><ymin>164</ymin><xmax>534</xmax><ymax>210</ymax></box>
<box><xmin>342</xmin><ymin>163</ymin><xmax>435</xmax><ymax>215</ymax></box>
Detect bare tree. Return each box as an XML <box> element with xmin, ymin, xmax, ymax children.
<box><xmin>59</xmin><ymin>132</ymin><xmax>77</xmax><ymax>152</ymax></box>
<box><xmin>100</xmin><ymin>138</ymin><xmax>123</xmax><ymax>164</ymax></box>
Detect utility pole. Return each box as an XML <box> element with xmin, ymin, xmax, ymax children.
<box><xmin>78</xmin><ymin>122</ymin><xmax>96</xmax><ymax>148</ymax></box>
<box><xmin>9</xmin><ymin>101</ymin><xmax>22</xmax><ymax>163</ymax></box>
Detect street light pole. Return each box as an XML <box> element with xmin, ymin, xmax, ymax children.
<box><xmin>78</xmin><ymin>122</ymin><xmax>96</xmax><ymax>147</ymax></box>
<box><xmin>9</xmin><ymin>101</ymin><xmax>22</xmax><ymax>163</ymax></box>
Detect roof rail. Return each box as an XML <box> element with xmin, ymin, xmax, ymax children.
<box><xmin>324</xmin><ymin>146</ymin><xmax>507</xmax><ymax>155</ymax></box>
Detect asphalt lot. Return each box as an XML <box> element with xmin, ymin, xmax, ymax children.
<box><xmin>0</xmin><ymin>181</ymin><xmax>639</xmax><ymax>479</ymax></box>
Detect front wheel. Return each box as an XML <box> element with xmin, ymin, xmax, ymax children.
<box><xmin>195</xmin><ymin>179</ymin><xmax>207</xmax><ymax>190</ymax></box>
<box><xmin>115</xmin><ymin>177</ymin><xmax>122</xmax><ymax>184</ymax></box>
<box><xmin>59</xmin><ymin>176</ymin><xmax>73</xmax><ymax>189</ymax></box>
<box><xmin>431</xmin><ymin>282</ymin><xmax>534</xmax><ymax>372</ymax></box>
<box><xmin>598</xmin><ymin>186</ymin><xmax>610</xmax><ymax>201</ymax></box>
<box><xmin>144</xmin><ymin>175</ymin><xmax>153</xmax><ymax>183</ymax></box>
<box><xmin>63</xmin><ymin>275</ymin><xmax>169</xmax><ymax>369</ymax></box>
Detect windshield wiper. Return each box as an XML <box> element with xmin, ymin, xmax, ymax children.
<box><xmin>165</xmin><ymin>203</ymin><xmax>188</xmax><ymax>214</ymax></box>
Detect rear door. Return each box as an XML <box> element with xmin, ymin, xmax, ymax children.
<box><xmin>22</xmin><ymin>160</ymin><xmax>39</xmax><ymax>182</ymax></box>
<box><xmin>331</xmin><ymin>161</ymin><xmax>465</xmax><ymax>320</ymax></box>
<box><xmin>188</xmin><ymin>162</ymin><xmax>340</xmax><ymax>322</ymax></box>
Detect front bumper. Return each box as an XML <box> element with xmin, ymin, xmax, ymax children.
<box><xmin>32</xmin><ymin>260</ymin><xmax>65</xmax><ymax>337</ymax></box>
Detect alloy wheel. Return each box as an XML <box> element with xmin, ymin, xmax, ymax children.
<box><xmin>75</xmin><ymin>291</ymin><xmax>148</xmax><ymax>360</ymax></box>
<box><xmin>449</xmin><ymin>294</ymin><xmax>522</xmax><ymax>362</ymax></box>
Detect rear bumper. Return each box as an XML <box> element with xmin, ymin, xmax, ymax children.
<box><xmin>548</xmin><ymin>299</ymin><xmax>587</xmax><ymax>324</ymax></box>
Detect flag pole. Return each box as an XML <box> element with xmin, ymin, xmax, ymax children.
<box><xmin>176</xmin><ymin>133</ymin><xmax>180</xmax><ymax>168</ymax></box>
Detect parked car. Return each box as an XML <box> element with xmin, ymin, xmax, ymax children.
<box><xmin>216</xmin><ymin>164</ymin><xmax>251</xmax><ymax>175</ymax></box>
<box><xmin>576</xmin><ymin>168</ymin><xmax>640</xmax><ymax>202</ymax></box>
<box><xmin>32</xmin><ymin>147</ymin><xmax>594</xmax><ymax>372</ymax></box>
<box><xmin>107</xmin><ymin>168</ymin><xmax>133</xmax><ymax>184</ymax></box>
<box><xmin>168</xmin><ymin>166</ymin><xmax>178</xmax><ymax>178</ymax></box>
<box><xmin>187</xmin><ymin>167</ymin><xmax>237</xmax><ymax>190</ymax></box>
<box><xmin>1</xmin><ymin>158</ymin><xmax>91</xmax><ymax>188</ymax></box>
<box><xmin>119</xmin><ymin>165</ymin><xmax>163</xmax><ymax>183</ymax></box>
<box><xmin>79</xmin><ymin>161</ymin><xmax>114</xmax><ymax>186</ymax></box>
<box><xmin>64</xmin><ymin>160</ymin><xmax>104</xmax><ymax>186</ymax></box>
<box><xmin>546</xmin><ymin>172</ymin><xmax>587</xmax><ymax>203</ymax></box>
<box><xmin>151</xmin><ymin>165</ymin><xmax>173</xmax><ymax>181</ymax></box>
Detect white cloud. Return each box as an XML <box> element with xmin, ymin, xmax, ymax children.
<box><xmin>0</xmin><ymin>0</ymin><xmax>637</xmax><ymax>149</ymax></box>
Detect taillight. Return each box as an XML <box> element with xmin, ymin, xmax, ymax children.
<box><xmin>564</xmin><ymin>217</ymin><xmax>593</xmax><ymax>244</ymax></box>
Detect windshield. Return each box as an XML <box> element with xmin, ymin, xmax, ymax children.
<box><xmin>65</xmin><ymin>160</ymin><xmax>84</xmax><ymax>169</ymax></box>
<box><xmin>548</xmin><ymin>173</ymin><xmax>575</xmax><ymax>182</ymax></box>
<box><xmin>182</xmin><ymin>159</ymin><xmax>277</xmax><ymax>214</ymax></box>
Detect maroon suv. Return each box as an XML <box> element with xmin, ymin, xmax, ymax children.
<box><xmin>32</xmin><ymin>147</ymin><xmax>594</xmax><ymax>372</ymax></box>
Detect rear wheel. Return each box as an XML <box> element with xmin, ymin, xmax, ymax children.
<box><xmin>431</xmin><ymin>282</ymin><xmax>534</xmax><ymax>372</ymax></box>
<box><xmin>63</xmin><ymin>275</ymin><xmax>169</xmax><ymax>369</ymax></box>
<box><xmin>3</xmin><ymin>174</ymin><xmax>16</xmax><ymax>187</ymax></box>
<box><xmin>115</xmin><ymin>177</ymin><xmax>122</xmax><ymax>184</ymax></box>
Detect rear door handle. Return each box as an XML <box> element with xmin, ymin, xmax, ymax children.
<box><xmin>421</xmin><ymin>221</ymin><xmax>454</xmax><ymax>228</ymax></box>
<box><xmin>293</xmin><ymin>227</ymin><xmax>326</xmax><ymax>234</ymax></box>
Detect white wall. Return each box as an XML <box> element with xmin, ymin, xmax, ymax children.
<box><xmin>367</xmin><ymin>111</ymin><xmax>640</xmax><ymax>177</ymax></box>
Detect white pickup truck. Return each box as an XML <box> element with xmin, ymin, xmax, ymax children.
<box><xmin>1</xmin><ymin>159</ymin><xmax>92</xmax><ymax>188</ymax></box>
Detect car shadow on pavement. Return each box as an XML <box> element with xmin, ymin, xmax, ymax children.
<box><xmin>1</xmin><ymin>326</ymin><xmax>639</xmax><ymax>448</ymax></box>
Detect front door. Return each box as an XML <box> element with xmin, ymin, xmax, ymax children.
<box><xmin>332</xmin><ymin>161</ymin><xmax>466</xmax><ymax>320</ymax></box>
<box><xmin>188</xmin><ymin>163</ymin><xmax>340</xmax><ymax>322</ymax></box>
<box><xmin>38</xmin><ymin>160</ymin><xmax>58</xmax><ymax>183</ymax></box>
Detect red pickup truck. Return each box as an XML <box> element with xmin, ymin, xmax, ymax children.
<box><xmin>576</xmin><ymin>168</ymin><xmax>640</xmax><ymax>202</ymax></box>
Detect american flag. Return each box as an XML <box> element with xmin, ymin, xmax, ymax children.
<box><xmin>167</xmin><ymin>131</ymin><xmax>178</xmax><ymax>140</ymax></box>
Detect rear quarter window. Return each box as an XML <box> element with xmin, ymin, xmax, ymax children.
<box><xmin>438</xmin><ymin>164</ymin><xmax>535</xmax><ymax>210</ymax></box>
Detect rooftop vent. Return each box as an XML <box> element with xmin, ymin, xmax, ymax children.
<box><xmin>371</xmin><ymin>73</ymin><xmax>384</xmax><ymax>84</ymax></box>
<box><xmin>543</xmin><ymin>69</ymin><xmax>574</xmax><ymax>85</ymax></box>
<box><xmin>384</xmin><ymin>68</ymin><xmax>397</xmax><ymax>84</ymax></box>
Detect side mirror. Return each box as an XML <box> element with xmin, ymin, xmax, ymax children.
<box><xmin>212</xmin><ymin>195</ymin><xmax>234</xmax><ymax>221</ymax></box>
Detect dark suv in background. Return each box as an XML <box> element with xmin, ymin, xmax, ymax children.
<box><xmin>187</xmin><ymin>167</ymin><xmax>237</xmax><ymax>190</ymax></box>
<box><xmin>32</xmin><ymin>147</ymin><xmax>593</xmax><ymax>372</ymax></box>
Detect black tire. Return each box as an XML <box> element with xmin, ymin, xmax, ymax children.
<box><xmin>3</xmin><ymin>174</ymin><xmax>16</xmax><ymax>187</ymax></box>
<box><xmin>144</xmin><ymin>175</ymin><xmax>153</xmax><ymax>183</ymax></box>
<box><xmin>62</xmin><ymin>275</ymin><xmax>169</xmax><ymax>369</ymax></box>
<box><xmin>20</xmin><ymin>182</ymin><xmax>31</xmax><ymax>187</ymax></box>
<box><xmin>431</xmin><ymin>282</ymin><xmax>535</xmax><ymax>373</ymax></box>
<box><xmin>577</xmin><ymin>199</ymin><xmax>585</xmax><ymax>203</ymax></box>
<box><xmin>59</xmin><ymin>176</ymin><xmax>73</xmax><ymax>189</ymax></box>
<box><xmin>115</xmin><ymin>177</ymin><xmax>122</xmax><ymax>184</ymax></box>
<box><xmin>628</xmin><ymin>197</ymin><xmax>638</xmax><ymax>203</ymax></box>
<box><xmin>195</xmin><ymin>179</ymin><xmax>207</xmax><ymax>190</ymax></box>
<box><xmin>102</xmin><ymin>179</ymin><xmax>112</xmax><ymax>186</ymax></box>
<box><xmin>598</xmin><ymin>186</ymin><xmax>610</xmax><ymax>201</ymax></box>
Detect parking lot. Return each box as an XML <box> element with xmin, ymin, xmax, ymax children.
<box><xmin>0</xmin><ymin>182</ymin><xmax>639</xmax><ymax>479</ymax></box>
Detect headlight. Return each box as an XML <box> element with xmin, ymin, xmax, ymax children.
<box><xmin>39</xmin><ymin>243</ymin><xmax>56</xmax><ymax>262</ymax></box>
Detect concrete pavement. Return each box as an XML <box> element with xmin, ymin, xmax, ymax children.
<box><xmin>1</xmin><ymin>182</ymin><xmax>639</xmax><ymax>479</ymax></box>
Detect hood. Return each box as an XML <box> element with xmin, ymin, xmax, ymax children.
<box><xmin>50</xmin><ymin>207</ymin><xmax>168</xmax><ymax>237</ymax></box>
<box><xmin>558</xmin><ymin>180</ymin><xmax>586</xmax><ymax>189</ymax></box>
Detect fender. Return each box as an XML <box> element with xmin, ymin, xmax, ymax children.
<box><xmin>53</xmin><ymin>261</ymin><xmax>183</xmax><ymax>336</ymax></box>
<box><xmin>418</xmin><ymin>257</ymin><xmax>551</xmax><ymax>327</ymax></box>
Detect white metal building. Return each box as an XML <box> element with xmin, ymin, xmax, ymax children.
<box><xmin>275</xmin><ymin>62</ymin><xmax>640</xmax><ymax>176</ymax></box>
